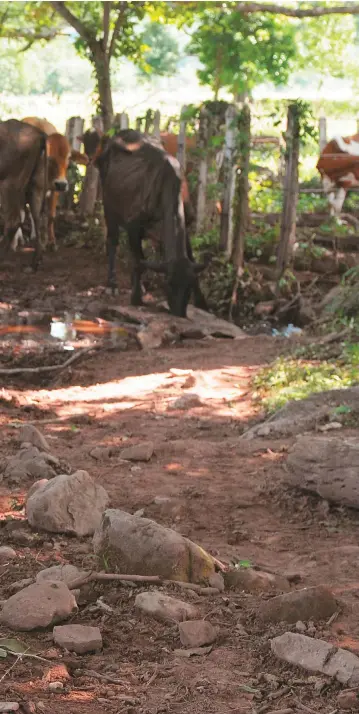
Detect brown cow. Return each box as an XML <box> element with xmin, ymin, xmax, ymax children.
<box><xmin>0</xmin><ymin>119</ymin><xmax>47</xmax><ymax>270</ymax></box>
<box><xmin>22</xmin><ymin>117</ymin><xmax>88</xmax><ymax>249</ymax></box>
<box><xmin>317</xmin><ymin>132</ymin><xmax>359</xmax><ymax>217</ymax></box>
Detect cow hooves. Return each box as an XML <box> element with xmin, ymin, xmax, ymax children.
<box><xmin>105</xmin><ymin>286</ymin><xmax>119</xmax><ymax>297</ymax></box>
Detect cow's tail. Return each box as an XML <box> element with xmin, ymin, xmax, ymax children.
<box><xmin>40</xmin><ymin>133</ymin><xmax>47</xmax><ymax>215</ymax></box>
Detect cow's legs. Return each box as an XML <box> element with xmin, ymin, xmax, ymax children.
<box><xmin>127</xmin><ymin>220</ymin><xmax>145</xmax><ymax>306</ymax></box>
<box><xmin>104</xmin><ymin>210</ymin><xmax>119</xmax><ymax>295</ymax></box>
<box><xmin>47</xmin><ymin>192</ymin><xmax>58</xmax><ymax>251</ymax></box>
<box><xmin>28</xmin><ymin>191</ymin><xmax>44</xmax><ymax>271</ymax></box>
<box><xmin>328</xmin><ymin>187</ymin><xmax>346</xmax><ymax>218</ymax></box>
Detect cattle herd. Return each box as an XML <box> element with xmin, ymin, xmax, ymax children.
<box><xmin>0</xmin><ymin>115</ymin><xmax>358</xmax><ymax>318</ymax></box>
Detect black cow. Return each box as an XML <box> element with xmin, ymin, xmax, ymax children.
<box><xmin>0</xmin><ymin>119</ymin><xmax>47</xmax><ymax>270</ymax></box>
<box><xmin>94</xmin><ymin>129</ymin><xmax>206</xmax><ymax>317</ymax></box>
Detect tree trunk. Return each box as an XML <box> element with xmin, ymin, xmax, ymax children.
<box><xmin>231</xmin><ymin>103</ymin><xmax>251</xmax><ymax>269</ymax></box>
<box><xmin>94</xmin><ymin>53</ymin><xmax>114</xmax><ymax>131</ymax></box>
<box><xmin>276</xmin><ymin>102</ymin><xmax>300</xmax><ymax>292</ymax></box>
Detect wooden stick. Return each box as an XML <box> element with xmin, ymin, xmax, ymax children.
<box><xmin>67</xmin><ymin>570</ymin><xmax>219</xmax><ymax>595</ymax></box>
<box><xmin>79</xmin><ymin>669</ymin><xmax>128</xmax><ymax>686</ymax></box>
<box><xmin>0</xmin><ymin>346</ymin><xmax>97</xmax><ymax>376</ymax></box>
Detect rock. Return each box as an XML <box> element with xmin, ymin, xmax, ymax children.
<box><xmin>0</xmin><ymin>705</ymin><xmax>19</xmax><ymax>712</ymax></box>
<box><xmin>178</xmin><ymin>620</ymin><xmax>217</xmax><ymax>647</ymax></box>
<box><xmin>224</xmin><ymin>568</ymin><xmax>290</xmax><ymax>594</ymax></box>
<box><xmin>89</xmin><ymin>446</ymin><xmax>112</xmax><ymax>461</ymax></box>
<box><xmin>8</xmin><ymin>578</ymin><xmax>34</xmax><ymax>592</ymax></box>
<box><xmin>25</xmin><ymin>479</ymin><xmax>49</xmax><ymax>503</ymax></box>
<box><xmin>209</xmin><ymin>572</ymin><xmax>225</xmax><ymax>592</ymax></box>
<box><xmin>26</xmin><ymin>470</ymin><xmax>110</xmax><ymax>536</ymax></box>
<box><xmin>18</xmin><ymin>424</ymin><xmax>50</xmax><ymax>452</ymax></box>
<box><xmin>295</xmin><ymin>620</ymin><xmax>307</xmax><ymax>633</ymax></box>
<box><xmin>0</xmin><ymin>581</ymin><xmax>77</xmax><ymax>631</ymax></box>
<box><xmin>271</xmin><ymin>632</ymin><xmax>359</xmax><ymax>686</ymax></box>
<box><xmin>3</xmin><ymin>447</ymin><xmax>58</xmax><ymax>485</ymax></box>
<box><xmin>0</xmin><ymin>547</ymin><xmax>16</xmax><ymax>564</ymax></box>
<box><xmin>153</xmin><ymin>496</ymin><xmax>171</xmax><ymax>505</ymax></box>
<box><xmin>241</xmin><ymin>386</ymin><xmax>359</xmax><ymax>440</ymax></box>
<box><xmin>258</xmin><ymin>586</ymin><xmax>337</xmax><ymax>624</ymax></box>
<box><xmin>170</xmin><ymin>394</ymin><xmax>202</xmax><ymax>410</ymax></box>
<box><xmin>120</xmin><ymin>442</ymin><xmax>154</xmax><ymax>462</ymax></box>
<box><xmin>287</xmin><ymin>435</ymin><xmax>359</xmax><ymax>509</ymax></box>
<box><xmin>53</xmin><ymin>624</ymin><xmax>102</xmax><ymax>654</ymax></box>
<box><xmin>337</xmin><ymin>691</ymin><xmax>359</xmax><ymax>709</ymax></box>
<box><xmin>93</xmin><ymin>509</ymin><xmax>215</xmax><ymax>583</ymax></box>
<box><xmin>36</xmin><ymin>564</ymin><xmax>85</xmax><ymax>600</ymax></box>
<box><xmin>48</xmin><ymin>682</ymin><xmax>64</xmax><ymax>692</ymax></box>
<box><xmin>135</xmin><ymin>591</ymin><xmax>199</xmax><ymax>623</ymax></box>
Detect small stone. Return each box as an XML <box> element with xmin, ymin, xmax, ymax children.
<box><xmin>133</xmin><ymin>508</ymin><xmax>145</xmax><ymax>517</ymax></box>
<box><xmin>208</xmin><ymin>572</ymin><xmax>225</xmax><ymax>591</ymax></box>
<box><xmin>225</xmin><ymin>567</ymin><xmax>290</xmax><ymax>594</ymax></box>
<box><xmin>0</xmin><ymin>547</ymin><xmax>16</xmax><ymax>564</ymax></box>
<box><xmin>48</xmin><ymin>682</ymin><xmax>64</xmax><ymax>692</ymax></box>
<box><xmin>153</xmin><ymin>496</ymin><xmax>171</xmax><ymax>505</ymax></box>
<box><xmin>0</xmin><ymin>704</ymin><xmax>19</xmax><ymax>712</ymax></box>
<box><xmin>36</xmin><ymin>564</ymin><xmax>85</xmax><ymax>588</ymax></box>
<box><xmin>90</xmin><ymin>446</ymin><xmax>111</xmax><ymax>461</ymax></box>
<box><xmin>272</xmin><ymin>632</ymin><xmax>359</xmax><ymax>686</ymax></box>
<box><xmin>0</xmin><ymin>581</ymin><xmax>77</xmax><ymax>631</ymax></box>
<box><xmin>135</xmin><ymin>591</ymin><xmax>199</xmax><ymax>623</ymax></box>
<box><xmin>295</xmin><ymin>620</ymin><xmax>307</xmax><ymax>633</ymax></box>
<box><xmin>53</xmin><ymin>624</ymin><xmax>102</xmax><ymax>654</ymax></box>
<box><xmin>120</xmin><ymin>442</ymin><xmax>154</xmax><ymax>462</ymax></box>
<box><xmin>178</xmin><ymin>620</ymin><xmax>217</xmax><ymax>648</ymax></box>
<box><xmin>170</xmin><ymin>394</ymin><xmax>202</xmax><ymax>410</ymax></box>
<box><xmin>258</xmin><ymin>586</ymin><xmax>337</xmax><ymax>624</ymax></box>
<box><xmin>18</xmin><ymin>424</ymin><xmax>50</xmax><ymax>452</ymax></box>
<box><xmin>337</xmin><ymin>690</ymin><xmax>359</xmax><ymax>709</ymax></box>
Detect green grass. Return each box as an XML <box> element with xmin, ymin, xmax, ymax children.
<box><xmin>253</xmin><ymin>343</ymin><xmax>359</xmax><ymax>413</ymax></box>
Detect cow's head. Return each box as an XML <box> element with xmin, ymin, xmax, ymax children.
<box><xmin>78</xmin><ymin>127</ymin><xmax>103</xmax><ymax>160</ymax></box>
<box><xmin>47</xmin><ymin>133</ymin><xmax>88</xmax><ymax>192</ymax></box>
<box><xmin>144</xmin><ymin>257</ymin><xmax>206</xmax><ymax>318</ymax></box>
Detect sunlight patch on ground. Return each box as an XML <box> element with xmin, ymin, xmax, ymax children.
<box><xmin>3</xmin><ymin>365</ymin><xmax>257</xmax><ymax>422</ymax></box>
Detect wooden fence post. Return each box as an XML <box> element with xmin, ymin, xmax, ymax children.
<box><xmin>319</xmin><ymin>115</ymin><xmax>327</xmax><ymax>152</ymax></box>
<box><xmin>153</xmin><ymin>110</ymin><xmax>161</xmax><ymax>138</ymax></box>
<box><xmin>231</xmin><ymin>103</ymin><xmax>251</xmax><ymax>270</ymax></box>
<box><xmin>79</xmin><ymin>115</ymin><xmax>103</xmax><ymax>218</ymax></box>
<box><xmin>196</xmin><ymin>107</ymin><xmax>210</xmax><ymax>234</ymax></box>
<box><xmin>66</xmin><ymin>116</ymin><xmax>84</xmax><ymax>152</ymax></box>
<box><xmin>144</xmin><ymin>109</ymin><xmax>153</xmax><ymax>134</ymax></box>
<box><xmin>177</xmin><ymin>106</ymin><xmax>188</xmax><ymax>172</ymax></box>
<box><xmin>220</xmin><ymin>104</ymin><xmax>237</xmax><ymax>253</ymax></box>
<box><xmin>276</xmin><ymin>102</ymin><xmax>300</xmax><ymax>289</ymax></box>
<box><xmin>115</xmin><ymin>112</ymin><xmax>129</xmax><ymax>129</ymax></box>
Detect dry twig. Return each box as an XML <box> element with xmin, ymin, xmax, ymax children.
<box><xmin>67</xmin><ymin>570</ymin><xmax>219</xmax><ymax>595</ymax></box>
<box><xmin>0</xmin><ymin>346</ymin><xmax>98</xmax><ymax>376</ymax></box>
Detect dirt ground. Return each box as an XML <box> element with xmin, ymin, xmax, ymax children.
<box><xmin>1</xmin><ymin>244</ymin><xmax>359</xmax><ymax>714</ymax></box>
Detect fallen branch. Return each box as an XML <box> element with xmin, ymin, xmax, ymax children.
<box><xmin>0</xmin><ymin>346</ymin><xmax>98</xmax><ymax>376</ymax></box>
<box><xmin>79</xmin><ymin>668</ymin><xmax>128</xmax><ymax>686</ymax></box>
<box><xmin>68</xmin><ymin>570</ymin><xmax>219</xmax><ymax>595</ymax></box>
<box><xmin>317</xmin><ymin>327</ymin><xmax>350</xmax><ymax>345</ymax></box>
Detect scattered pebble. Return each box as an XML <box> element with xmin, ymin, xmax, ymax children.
<box><xmin>179</xmin><ymin>620</ymin><xmax>217</xmax><ymax>648</ymax></box>
<box><xmin>48</xmin><ymin>682</ymin><xmax>64</xmax><ymax>692</ymax></box>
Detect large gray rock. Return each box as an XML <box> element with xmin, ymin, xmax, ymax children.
<box><xmin>272</xmin><ymin>632</ymin><xmax>359</xmax><ymax>686</ymax></box>
<box><xmin>241</xmin><ymin>386</ymin><xmax>359</xmax><ymax>440</ymax></box>
<box><xmin>0</xmin><ymin>581</ymin><xmax>77</xmax><ymax>631</ymax></box>
<box><xmin>287</xmin><ymin>435</ymin><xmax>359</xmax><ymax>508</ymax></box>
<box><xmin>18</xmin><ymin>424</ymin><xmax>50</xmax><ymax>452</ymax></box>
<box><xmin>26</xmin><ymin>470</ymin><xmax>110</xmax><ymax>536</ymax></box>
<box><xmin>258</xmin><ymin>586</ymin><xmax>337</xmax><ymax>624</ymax></box>
<box><xmin>53</xmin><ymin>624</ymin><xmax>102</xmax><ymax>654</ymax></box>
<box><xmin>93</xmin><ymin>509</ymin><xmax>215</xmax><ymax>584</ymax></box>
<box><xmin>36</xmin><ymin>564</ymin><xmax>85</xmax><ymax>600</ymax></box>
<box><xmin>2</xmin><ymin>446</ymin><xmax>58</xmax><ymax>485</ymax></box>
<box><xmin>135</xmin><ymin>591</ymin><xmax>199</xmax><ymax>623</ymax></box>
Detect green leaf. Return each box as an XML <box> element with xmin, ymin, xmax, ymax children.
<box><xmin>0</xmin><ymin>637</ymin><xmax>27</xmax><ymax>654</ymax></box>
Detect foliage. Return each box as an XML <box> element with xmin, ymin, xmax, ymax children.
<box><xmin>187</xmin><ymin>4</ymin><xmax>297</xmax><ymax>97</ymax></box>
<box><xmin>138</xmin><ymin>22</ymin><xmax>181</xmax><ymax>78</ymax></box>
<box><xmin>254</xmin><ymin>345</ymin><xmax>359</xmax><ymax>413</ymax></box>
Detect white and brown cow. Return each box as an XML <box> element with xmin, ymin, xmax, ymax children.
<box><xmin>317</xmin><ymin>133</ymin><xmax>359</xmax><ymax>217</ymax></box>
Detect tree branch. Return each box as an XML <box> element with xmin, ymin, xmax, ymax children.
<box><xmin>108</xmin><ymin>1</ymin><xmax>126</xmax><ymax>60</ymax></box>
<box><xmin>50</xmin><ymin>1</ymin><xmax>96</xmax><ymax>49</ymax></box>
<box><xmin>238</xmin><ymin>2</ymin><xmax>359</xmax><ymax>17</ymax></box>
<box><xmin>103</xmin><ymin>0</ymin><xmax>111</xmax><ymax>53</ymax></box>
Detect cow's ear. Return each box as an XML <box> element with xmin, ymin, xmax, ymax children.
<box><xmin>71</xmin><ymin>149</ymin><xmax>89</xmax><ymax>166</ymax></box>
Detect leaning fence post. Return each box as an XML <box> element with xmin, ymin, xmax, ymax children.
<box><xmin>231</xmin><ymin>103</ymin><xmax>251</xmax><ymax>270</ymax></box>
<box><xmin>220</xmin><ymin>104</ymin><xmax>237</xmax><ymax>253</ymax></box>
<box><xmin>276</xmin><ymin>102</ymin><xmax>300</xmax><ymax>291</ymax></box>
<box><xmin>196</xmin><ymin>107</ymin><xmax>210</xmax><ymax>234</ymax></box>
<box><xmin>177</xmin><ymin>106</ymin><xmax>188</xmax><ymax>172</ymax></box>
<box><xmin>144</xmin><ymin>109</ymin><xmax>153</xmax><ymax>134</ymax></box>
<box><xmin>66</xmin><ymin>116</ymin><xmax>85</xmax><ymax>152</ymax></box>
<box><xmin>153</xmin><ymin>110</ymin><xmax>161</xmax><ymax>138</ymax></box>
<box><xmin>115</xmin><ymin>112</ymin><xmax>129</xmax><ymax>129</ymax></box>
<box><xmin>319</xmin><ymin>115</ymin><xmax>327</xmax><ymax>152</ymax></box>
<box><xmin>79</xmin><ymin>115</ymin><xmax>103</xmax><ymax>218</ymax></box>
